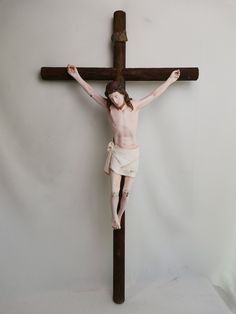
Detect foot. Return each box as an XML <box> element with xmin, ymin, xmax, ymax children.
<box><xmin>112</xmin><ymin>214</ymin><xmax>121</xmax><ymax>230</ymax></box>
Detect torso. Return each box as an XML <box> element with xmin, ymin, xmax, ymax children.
<box><xmin>106</xmin><ymin>100</ymin><xmax>140</xmax><ymax>149</ymax></box>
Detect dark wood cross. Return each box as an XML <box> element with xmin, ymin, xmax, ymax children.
<box><xmin>41</xmin><ymin>10</ymin><xmax>199</xmax><ymax>304</ymax></box>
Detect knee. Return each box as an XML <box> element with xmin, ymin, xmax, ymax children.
<box><xmin>122</xmin><ymin>189</ymin><xmax>129</xmax><ymax>198</ymax></box>
<box><xmin>111</xmin><ymin>191</ymin><xmax>119</xmax><ymax>198</ymax></box>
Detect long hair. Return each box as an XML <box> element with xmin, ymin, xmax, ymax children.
<box><xmin>104</xmin><ymin>79</ymin><xmax>133</xmax><ymax>111</ymax></box>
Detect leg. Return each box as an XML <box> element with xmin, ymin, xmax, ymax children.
<box><xmin>110</xmin><ymin>170</ymin><xmax>122</xmax><ymax>229</ymax></box>
<box><xmin>117</xmin><ymin>175</ymin><xmax>134</xmax><ymax>224</ymax></box>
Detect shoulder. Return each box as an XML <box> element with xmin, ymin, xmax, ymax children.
<box><xmin>103</xmin><ymin>98</ymin><xmax>110</xmax><ymax>111</ymax></box>
<box><xmin>130</xmin><ymin>99</ymin><xmax>140</xmax><ymax>111</ymax></box>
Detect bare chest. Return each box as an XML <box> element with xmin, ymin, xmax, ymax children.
<box><xmin>107</xmin><ymin>106</ymin><xmax>139</xmax><ymax>128</ymax></box>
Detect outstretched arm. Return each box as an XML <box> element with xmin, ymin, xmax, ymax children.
<box><xmin>133</xmin><ymin>69</ymin><xmax>181</xmax><ymax>110</ymax></box>
<box><xmin>67</xmin><ymin>64</ymin><xmax>107</xmax><ymax>109</ymax></box>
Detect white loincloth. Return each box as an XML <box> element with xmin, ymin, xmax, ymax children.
<box><xmin>104</xmin><ymin>141</ymin><xmax>139</xmax><ymax>177</ymax></box>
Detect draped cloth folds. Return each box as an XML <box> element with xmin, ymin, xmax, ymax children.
<box><xmin>104</xmin><ymin>141</ymin><xmax>139</xmax><ymax>177</ymax></box>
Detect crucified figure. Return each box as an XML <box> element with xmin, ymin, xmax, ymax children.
<box><xmin>67</xmin><ymin>65</ymin><xmax>180</xmax><ymax>230</ymax></box>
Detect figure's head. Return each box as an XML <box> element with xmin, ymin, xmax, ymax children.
<box><xmin>105</xmin><ymin>79</ymin><xmax>133</xmax><ymax>111</ymax></box>
<box><xmin>107</xmin><ymin>91</ymin><xmax>125</xmax><ymax>108</ymax></box>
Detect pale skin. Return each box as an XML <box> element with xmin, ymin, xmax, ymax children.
<box><xmin>67</xmin><ymin>64</ymin><xmax>180</xmax><ymax>230</ymax></box>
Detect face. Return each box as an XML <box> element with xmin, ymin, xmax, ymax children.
<box><xmin>108</xmin><ymin>91</ymin><xmax>125</xmax><ymax>108</ymax></box>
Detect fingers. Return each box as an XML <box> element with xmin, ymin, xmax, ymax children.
<box><xmin>174</xmin><ymin>69</ymin><xmax>180</xmax><ymax>78</ymax></box>
<box><xmin>171</xmin><ymin>69</ymin><xmax>180</xmax><ymax>75</ymax></box>
<box><xmin>67</xmin><ymin>64</ymin><xmax>77</xmax><ymax>75</ymax></box>
<box><xmin>67</xmin><ymin>64</ymin><xmax>75</xmax><ymax>70</ymax></box>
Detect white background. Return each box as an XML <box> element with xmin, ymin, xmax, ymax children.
<box><xmin>0</xmin><ymin>0</ymin><xmax>236</xmax><ymax>312</ymax></box>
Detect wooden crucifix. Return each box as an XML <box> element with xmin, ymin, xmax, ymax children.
<box><xmin>41</xmin><ymin>10</ymin><xmax>199</xmax><ymax>304</ymax></box>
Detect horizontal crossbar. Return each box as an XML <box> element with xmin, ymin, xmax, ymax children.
<box><xmin>40</xmin><ymin>67</ymin><xmax>199</xmax><ymax>81</ymax></box>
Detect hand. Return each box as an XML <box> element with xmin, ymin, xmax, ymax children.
<box><xmin>168</xmin><ymin>69</ymin><xmax>181</xmax><ymax>84</ymax></box>
<box><xmin>67</xmin><ymin>64</ymin><xmax>79</xmax><ymax>79</ymax></box>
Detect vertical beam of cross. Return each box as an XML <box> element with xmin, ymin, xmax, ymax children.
<box><xmin>112</xmin><ymin>10</ymin><xmax>126</xmax><ymax>304</ymax></box>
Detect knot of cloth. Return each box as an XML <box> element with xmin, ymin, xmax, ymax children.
<box><xmin>104</xmin><ymin>141</ymin><xmax>115</xmax><ymax>175</ymax></box>
<box><xmin>106</xmin><ymin>141</ymin><xmax>115</xmax><ymax>152</ymax></box>
<box><xmin>111</xmin><ymin>31</ymin><xmax>128</xmax><ymax>43</ymax></box>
